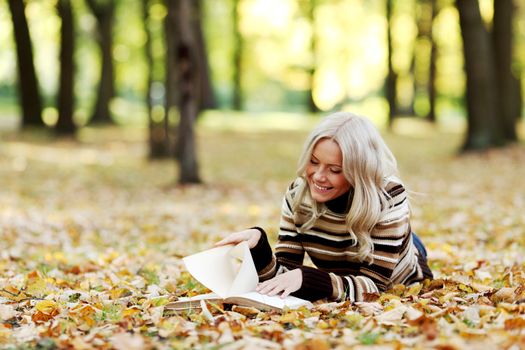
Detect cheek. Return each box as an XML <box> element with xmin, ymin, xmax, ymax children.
<box><xmin>333</xmin><ymin>175</ymin><xmax>350</xmax><ymax>189</ymax></box>
<box><xmin>305</xmin><ymin>165</ymin><xmax>314</xmax><ymax>178</ymax></box>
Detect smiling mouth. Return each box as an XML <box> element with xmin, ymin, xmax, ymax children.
<box><xmin>313</xmin><ymin>183</ymin><xmax>333</xmax><ymax>192</ymax></box>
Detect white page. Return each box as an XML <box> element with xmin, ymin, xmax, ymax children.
<box><xmin>183</xmin><ymin>241</ymin><xmax>258</xmax><ymax>298</ymax></box>
<box><xmin>228</xmin><ymin>242</ymin><xmax>259</xmax><ymax>296</ymax></box>
<box><xmin>236</xmin><ymin>292</ymin><xmax>312</xmax><ymax>309</ymax></box>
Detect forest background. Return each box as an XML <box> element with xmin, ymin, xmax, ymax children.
<box><xmin>0</xmin><ymin>0</ymin><xmax>525</xmax><ymax>349</ymax></box>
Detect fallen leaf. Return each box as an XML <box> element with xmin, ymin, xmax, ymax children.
<box><xmin>111</xmin><ymin>332</ymin><xmax>146</xmax><ymax>350</ymax></box>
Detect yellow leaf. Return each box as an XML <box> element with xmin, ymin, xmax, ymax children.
<box><xmin>316</xmin><ymin>320</ymin><xmax>329</xmax><ymax>329</ymax></box>
<box><xmin>406</xmin><ymin>283</ymin><xmax>422</xmax><ymax>296</ymax></box>
<box><xmin>279</xmin><ymin>311</ymin><xmax>298</xmax><ymax>323</ymax></box>
<box><xmin>0</xmin><ymin>285</ymin><xmax>27</xmax><ymax>302</ymax></box>
<box><xmin>123</xmin><ymin>307</ymin><xmax>141</xmax><ymax>317</ymax></box>
<box><xmin>35</xmin><ymin>300</ymin><xmax>59</xmax><ymax>315</ymax></box>
<box><xmin>26</xmin><ymin>278</ymin><xmax>48</xmax><ymax>297</ymax></box>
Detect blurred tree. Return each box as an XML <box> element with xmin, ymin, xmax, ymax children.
<box><xmin>144</xmin><ymin>0</ymin><xmax>170</xmax><ymax>158</ymax></box>
<box><xmin>427</xmin><ymin>0</ymin><xmax>438</xmax><ymax>123</ymax></box>
<box><xmin>7</xmin><ymin>0</ymin><xmax>44</xmax><ymax>128</ymax></box>
<box><xmin>301</xmin><ymin>0</ymin><xmax>320</xmax><ymax>113</ymax></box>
<box><xmin>413</xmin><ymin>0</ymin><xmax>438</xmax><ymax>122</ymax></box>
<box><xmin>55</xmin><ymin>0</ymin><xmax>77</xmax><ymax>136</ymax></box>
<box><xmin>232</xmin><ymin>0</ymin><xmax>243</xmax><ymax>110</ymax></box>
<box><xmin>86</xmin><ymin>0</ymin><xmax>115</xmax><ymax>124</ymax></box>
<box><xmin>194</xmin><ymin>0</ymin><xmax>215</xmax><ymax>110</ymax></box>
<box><xmin>385</xmin><ymin>0</ymin><xmax>398</xmax><ymax>128</ymax></box>
<box><xmin>165</xmin><ymin>0</ymin><xmax>177</xmax><ymax>152</ymax></box>
<box><xmin>492</xmin><ymin>0</ymin><xmax>519</xmax><ymax>142</ymax></box>
<box><xmin>171</xmin><ymin>0</ymin><xmax>202</xmax><ymax>184</ymax></box>
<box><xmin>456</xmin><ymin>0</ymin><xmax>504</xmax><ymax>150</ymax></box>
<box><xmin>456</xmin><ymin>0</ymin><xmax>521</xmax><ymax>150</ymax></box>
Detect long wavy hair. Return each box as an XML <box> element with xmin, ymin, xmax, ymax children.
<box><xmin>291</xmin><ymin>112</ymin><xmax>400</xmax><ymax>262</ymax></box>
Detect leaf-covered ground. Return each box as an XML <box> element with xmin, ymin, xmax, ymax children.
<box><xmin>0</xmin><ymin>123</ymin><xmax>524</xmax><ymax>349</ymax></box>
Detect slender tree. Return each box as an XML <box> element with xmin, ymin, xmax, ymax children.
<box><xmin>165</xmin><ymin>0</ymin><xmax>178</xmax><ymax>154</ymax></box>
<box><xmin>143</xmin><ymin>0</ymin><xmax>169</xmax><ymax>157</ymax></box>
<box><xmin>172</xmin><ymin>0</ymin><xmax>202</xmax><ymax>184</ymax></box>
<box><xmin>55</xmin><ymin>0</ymin><xmax>76</xmax><ymax>136</ymax></box>
<box><xmin>413</xmin><ymin>0</ymin><xmax>438</xmax><ymax>122</ymax></box>
<box><xmin>427</xmin><ymin>0</ymin><xmax>438</xmax><ymax>123</ymax></box>
<box><xmin>86</xmin><ymin>0</ymin><xmax>115</xmax><ymax>124</ymax></box>
<box><xmin>385</xmin><ymin>0</ymin><xmax>397</xmax><ymax>127</ymax></box>
<box><xmin>232</xmin><ymin>0</ymin><xmax>243</xmax><ymax>110</ymax></box>
<box><xmin>303</xmin><ymin>0</ymin><xmax>320</xmax><ymax>113</ymax></box>
<box><xmin>493</xmin><ymin>0</ymin><xmax>518</xmax><ymax>142</ymax></box>
<box><xmin>456</xmin><ymin>0</ymin><xmax>504</xmax><ymax>150</ymax></box>
<box><xmin>7</xmin><ymin>0</ymin><xmax>44</xmax><ymax>128</ymax></box>
<box><xmin>193</xmin><ymin>0</ymin><xmax>215</xmax><ymax>110</ymax></box>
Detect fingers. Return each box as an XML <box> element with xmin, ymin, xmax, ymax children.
<box><xmin>256</xmin><ymin>279</ymin><xmax>284</xmax><ymax>296</ymax></box>
<box><xmin>256</xmin><ymin>269</ymin><xmax>302</xmax><ymax>298</ymax></box>
<box><xmin>215</xmin><ymin>229</ymin><xmax>261</xmax><ymax>248</ymax></box>
<box><xmin>214</xmin><ymin>236</ymin><xmax>237</xmax><ymax>247</ymax></box>
<box><xmin>214</xmin><ymin>231</ymin><xmax>245</xmax><ymax>247</ymax></box>
<box><xmin>281</xmin><ymin>288</ymin><xmax>293</xmax><ymax>299</ymax></box>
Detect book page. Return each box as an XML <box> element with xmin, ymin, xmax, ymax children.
<box><xmin>176</xmin><ymin>292</ymin><xmax>220</xmax><ymax>301</ymax></box>
<box><xmin>183</xmin><ymin>241</ymin><xmax>258</xmax><ymax>298</ymax></box>
<box><xmin>231</xmin><ymin>292</ymin><xmax>313</xmax><ymax>310</ymax></box>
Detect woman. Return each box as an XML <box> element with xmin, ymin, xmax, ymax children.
<box><xmin>216</xmin><ymin>112</ymin><xmax>433</xmax><ymax>302</ymax></box>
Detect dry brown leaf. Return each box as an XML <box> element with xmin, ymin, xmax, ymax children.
<box><xmin>491</xmin><ymin>287</ymin><xmax>516</xmax><ymax>303</ymax></box>
<box><xmin>294</xmin><ymin>338</ymin><xmax>331</xmax><ymax>350</ymax></box>
<box><xmin>376</xmin><ymin>304</ymin><xmax>407</xmax><ymax>326</ymax></box>
<box><xmin>504</xmin><ymin>317</ymin><xmax>525</xmax><ymax>330</ymax></box>
<box><xmin>231</xmin><ymin>305</ymin><xmax>260</xmax><ymax>317</ymax></box>
<box><xmin>111</xmin><ymin>332</ymin><xmax>147</xmax><ymax>350</ymax></box>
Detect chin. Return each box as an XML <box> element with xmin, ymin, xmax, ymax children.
<box><xmin>310</xmin><ymin>190</ymin><xmax>330</xmax><ymax>203</ymax></box>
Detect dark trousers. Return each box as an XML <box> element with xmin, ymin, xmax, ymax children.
<box><xmin>412</xmin><ymin>232</ymin><xmax>428</xmax><ymax>259</ymax></box>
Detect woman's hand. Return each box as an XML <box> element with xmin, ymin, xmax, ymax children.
<box><xmin>255</xmin><ymin>269</ymin><xmax>302</xmax><ymax>298</ymax></box>
<box><xmin>214</xmin><ymin>228</ymin><xmax>262</xmax><ymax>249</ymax></box>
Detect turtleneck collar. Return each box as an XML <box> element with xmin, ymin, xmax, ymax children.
<box><xmin>324</xmin><ymin>189</ymin><xmax>353</xmax><ymax>214</ymax></box>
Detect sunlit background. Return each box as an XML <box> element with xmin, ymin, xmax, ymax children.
<box><xmin>1</xmin><ymin>0</ymin><xmax>523</xmax><ymax>130</ymax></box>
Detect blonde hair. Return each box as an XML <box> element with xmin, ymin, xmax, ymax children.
<box><xmin>292</xmin><ymin>112</ymin><xmax>400</xmax><ymax>262</ymax></box>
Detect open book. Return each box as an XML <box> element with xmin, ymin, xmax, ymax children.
<box><xmin>166</xmin><ymin>241</ymin><xmax>312</xmax><ymax>312</ymax></box>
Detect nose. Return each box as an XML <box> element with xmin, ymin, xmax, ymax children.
<box><xmin>313</xmin><ymin>167</ymin><xmax>328</xmax><ymax>182</ymax></box>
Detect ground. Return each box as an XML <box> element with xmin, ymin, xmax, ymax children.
<box><xmin>0</xmin><ymin>120</ymin><xmax>524</xmax><ymax>349</ymax></box>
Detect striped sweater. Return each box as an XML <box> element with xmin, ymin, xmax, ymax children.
<box><xmin>250</xmin><ymin>178</ymin><xmax>433</xmax><ymax>302</ymax></box>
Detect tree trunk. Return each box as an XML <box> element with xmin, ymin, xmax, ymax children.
<box><xmin>193</xmin><ymin>0</ymin><xmax>215</xmax><ymax>110</ymax></box>
<box><xmin>427</xmin><ymin>0</ymin><xmax>438</xmax><ymax>123</ymax></box>
<box><xmin>493</xmin><ymin>0</ymin><xmax>517</xmax><ymax>142</ymax></box>
<box><xmin>55</xmin><ymin>0</ymin><xmax>76</xmax><ymax>136</ymax></box>
<box><xmin>456</xmin><ymin>0</ymin><xmax>504</xmax><ymax>151</ymax></box>
<box><xmin>143</xmin><ymin>0</ymin><xmax>167</xmax><ymax>158</ymax></box>
<box><xmin>7</xmin><ymin>0</ymin><xmax>44</xmax><ymax>128</ymax></box>
<box><xmin>305</xmin><ymin>0</ymin><xmax>320</xmax><ymax>113</ymax></box>
<box><xmin>413</xmin><ymin>0</ymin><xmax>438</xmax><ymax>122</ymax></box>
<box><xmin>165</xmin><ymin>0</ymin><xmax>178</xmax><ymax>156</ymax></box>
<box><xmin>386</xmin><ymin>0</ymin><xmax>397</xmax><ymax>128</ymax></box>
<box><xmin>174</xmin><ymin>0</ymin><xmax>202</xmax><ymax>184</ymax></box>
<box><xmin>86</xmin><ymin>0</ymin><xmax>115</xmax><ymax>124</ymax></box>
<box><xmin>232</xmin><ymin>0</ymin><xmax>243</xmax><ymax>110</ymax></box>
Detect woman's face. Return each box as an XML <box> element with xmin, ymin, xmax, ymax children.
<box><xmin>306</xmin><ymin>138</ymin><xmax>351</xmax><ymax>203</ymax></box>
